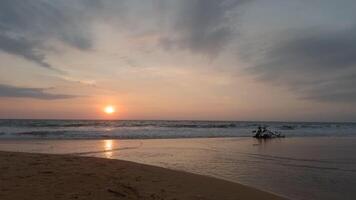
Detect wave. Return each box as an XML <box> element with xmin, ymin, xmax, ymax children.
<box><xmin>4</xmin><ymin>130</ymin><xmax>249</xmax><ymax>139</ymax></box>
<box><xmin>1</xmin><ymin>120</ymin><xmax>355</xmax><ymax>128</ymax></box>
<box><xmin>0</xmin><ymin>120</ymin><xmax>356</xmax><ymax>139</ymax></box>
<box><xmin>17</xmin><ymin>130</ymin><xmax>70</xmax><ymax>136</ymax></box>
<box><xmin>0</xmin><ymin>120</ymin><xmax>239</xmax><ymax>128</ymax></box>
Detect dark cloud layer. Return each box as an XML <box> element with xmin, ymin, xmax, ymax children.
<box><xmin>160</xmin><ymin>0</ymin><xmax>249</xmax><ymax>56</ymax></box>
<box><xmin>0</xmin><ymin>0</ymin><xmax>100</xmax><ymax>70</ymax></box>
<box><xmin>0</xmin><ymin>84</ymin><xmax>77</xmax><ymax>100</ymax></box>
<box><xmin>0</xmin><ymin>0</ymin><xmax>248</xmax><ymax>68</ymax></box>
<box><xmin>248</xmin><ymin>26</ymin><xmax>356</xmax><ymax>102</ymax></box>
<box><xmin>0</xmin><ymin>34</ymin><xmax>52</xmax><ymax>69</ymax></box>
<box><xmin>0</xmin><ymin>0</ymin><xmax>250</xmax><ymax>69</ymax></box>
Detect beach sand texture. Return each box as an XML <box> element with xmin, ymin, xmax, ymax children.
<box><xmin>0</xmin><ymin>151</ymin><xmax>285</xmax><ymax>200</ymax></box>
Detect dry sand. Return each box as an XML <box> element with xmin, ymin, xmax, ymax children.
<box><xmin>0</xmin><ymin>151</ymin><xmax>285</xmax><ymax>200</ymax></box>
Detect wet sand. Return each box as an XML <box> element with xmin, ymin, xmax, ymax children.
<box><xmin>0</xmin><ymin>151</ymin><xmax>284</xmax><ymax>200</ymax></box>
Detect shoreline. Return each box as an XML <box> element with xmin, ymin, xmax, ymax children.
<box><xmin>0</xmin><ymin>151</ymin><xmax>285</xmax><ymax>200</ymax></box>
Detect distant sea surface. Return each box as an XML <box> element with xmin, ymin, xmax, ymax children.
<box><xmin>0</xmin><ymin>119</ymin><xmax>356</xmax><ymax>139</ymax></box>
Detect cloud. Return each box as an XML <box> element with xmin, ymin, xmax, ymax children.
<box><xmin>0</xmin><ymin>34</ymin><xmax>54</xmax><ymax>69</ymax></box>
<box><xmin>159</xmin><ymin>0</ymin><xmax>250</xmax><ymax>56</ymax></box>
<box><xmin>247</xmin><ymin>25</ymin><xmax>356</xmax><ymax>102</ymax></box>
<box><xmin>0</xmin><ymin>0</ymin><xmax>251</xmax><ymax>68</ymax></box>
<box><xmin>0</xmin><ymin>0</ymin><xmax>100</xmax><ymax>70</ymax></box>
<box><xmin>0</xmin><ymin>84</ymin><xmax>78</xmax><ymax>100</ymax></box>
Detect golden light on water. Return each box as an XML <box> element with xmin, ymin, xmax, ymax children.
<box><xmin>104</xmin><ymin>105</ymin><xmax>115</xmax><ymax>114</ymax></box>
<box><xmin>104</xmin><ymin>140</ymin><xmax>113</xmax><ymax>158</ymax></box>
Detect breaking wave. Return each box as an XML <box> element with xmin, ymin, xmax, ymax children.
<box><xmin>0</xmin><ymin>119</ymin><xmax>355</xmax><ymax>139</ymax></box>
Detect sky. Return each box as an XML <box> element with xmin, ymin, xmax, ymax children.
<box><xmin>0</xmin><ymin>0</ymin><xmax>356</xmax><ymax>121</ymax></box>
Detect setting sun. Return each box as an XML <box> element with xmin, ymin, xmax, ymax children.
<box><xmin>104</xmin><ymin>106</ymin><xmax>115</xmax><ymax>114</ymax></box>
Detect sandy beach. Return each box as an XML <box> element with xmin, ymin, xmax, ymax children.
<box><xmin>0</xmin><ymin>151</ymin><xmax>284</xmax><ymax>200</ymax></box>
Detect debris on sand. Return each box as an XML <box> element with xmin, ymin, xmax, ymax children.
<box><xmin>252</xmin><ymin>126</ymin><xmax>285</xmax><ymax>139</ymax></box>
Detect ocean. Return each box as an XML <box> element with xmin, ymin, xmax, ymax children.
<box><xmin>0</xmin><ymin>119</ymin><xmax>356</xmax><ymax>200</ymax></box>
<box><xmin>0</xmin><ymin>119</ymin><xmax>355</xmax><ymax>139</ymax></box>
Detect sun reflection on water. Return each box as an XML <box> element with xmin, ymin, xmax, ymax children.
<box><xmin>103</xmin><ymin>140</ymin><xmax>114</xmax><ymax>158</ymax></box>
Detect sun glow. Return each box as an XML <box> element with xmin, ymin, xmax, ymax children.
<box><xmin>104</xmin><ymin>105</ymin><xmax>115</xmax><ymax>114</ymax></box>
